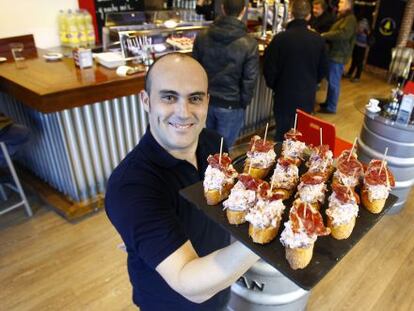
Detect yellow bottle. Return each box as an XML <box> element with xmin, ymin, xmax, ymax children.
<box><xmin>76</xmin><ymin>10</ymin><xmax>88</xmax><ymax>47</ymax></box>
<box><xmin>58</xmin><ymin>10</ymin><xmax>68</xmax><ymax>46</ymax></box>
<box><xmin>83</xmin><ymin>10</ymin><xmax>96</xmax><ymax>46</ymax></box>
<box><xmin>66</xmin><ymin>10</ymin><xmax>80</xmax><ymax>48</ymax></box>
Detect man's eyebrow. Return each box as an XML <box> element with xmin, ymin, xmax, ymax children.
<box><xmin>158</xmin><ymin>90</ymin><xmax>207</xmax><ymax>97</ymax></box>
<box><xmin>188</xmin><ymin>91</ymin><xmax>207</xmax><ymax>97</ymax></box>
<box><xmin>159</xmin><ymin>90</ymin><xmax>180</xmax><ymax>96</ymax></box>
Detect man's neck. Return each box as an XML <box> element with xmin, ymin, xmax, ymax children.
<box><xmin>169</xmin><ymin>144</ymin><xmax>199</xmax><ymax>168</ymax></box>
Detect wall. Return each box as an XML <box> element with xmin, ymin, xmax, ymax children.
<box><xmin>0</xmin><ymin>0</ymin><xmax>79</xmax><ymax>48</ymax></box>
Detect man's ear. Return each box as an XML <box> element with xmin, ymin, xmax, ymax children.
<box><xmin>140</xmin><ymin>90</ymin><xmax>150</xmax><ymax>113</ymax></box>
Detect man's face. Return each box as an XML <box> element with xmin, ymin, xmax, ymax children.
<box><xmin>338</xmin><ymin>0</ymin><xmax>350</xmax><ymax>14</ymax></box>
<box><xmin>313</xmin><ymin>4</ymin><xmax>323</xmax><ymax>17</ymax></box>
<box><xmin>141</xmin><ymin>56</ymin><xmax>209</xmax><ymax>155</ymax></box>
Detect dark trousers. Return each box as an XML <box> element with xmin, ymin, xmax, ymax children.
<box><xmin>347</xmin><ymin>45</ymin><xmax>366</xmax><ymax>79</ymax></box>
<box><xmin>274</xmin><ymin>109</ymin><xmax>295</xmax><ymax>142</ymax></box>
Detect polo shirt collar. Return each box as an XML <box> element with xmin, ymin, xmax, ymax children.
<box><xmin>139</xmin><ymin>127</ymin><xmax>181</xmax><ymax>168</ymax></box>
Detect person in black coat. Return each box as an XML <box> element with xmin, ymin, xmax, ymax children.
<box><xmin>193</xmin><ymin>0</ymin><xmax>259</xmax><ymax>147</ymax></box>
<box><xmin>263</xmin><ymin>0</ymin><xmax>328</xmax><ymax>141</ymax></box>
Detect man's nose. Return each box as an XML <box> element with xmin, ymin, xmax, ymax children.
<box><xmin>176</xmin><ymin>100</ymin><xmax>191</xmax><ymax>118</ymax></box>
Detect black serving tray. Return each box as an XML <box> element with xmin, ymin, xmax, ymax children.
<box><xmin>179</xmin><ymin>143</ymin><xmax>398</xmax><ymax>290</ymax></box>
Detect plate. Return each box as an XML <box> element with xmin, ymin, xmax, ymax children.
<box><xmin>365</xmin><ymin>105</ymin><xmax>381</xmax><ymax>113</ymax></box>
<box><xmin>180</xmin><ymin>145</ymin><xmax>398</xmax><ymax>290</ymax></box>
<box><xmin>43</xmin><ymin>52</ymin><xmax>63</xmax><ymax>61</ymax></box>
<box><xmin>153</xmin><ymin>43</ymin><xmax>167</xmax><ymax>53</ymax></box>
<box><xmin>0</xmin><ymin>57</ymin><xmax>7</xmax><ymax>63</ymax></box>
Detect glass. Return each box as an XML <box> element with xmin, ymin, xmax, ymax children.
<box><xmin>9</xmin><ymin>42</ymin><xmax>26</xmax><ymax>69</ymax></box>
<box><xmin>9</xmin><ymin>42</ymin><xmax>24</xmax><ymax>61</ymax></box>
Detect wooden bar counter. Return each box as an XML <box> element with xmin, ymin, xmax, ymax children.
<box><xmin>0</xmin><ymin>51</ymin><xmax>273</xmax><ymax>220</ymax></box>
<box><xmin>0</xmin><ymin>51</ymin><xmax>145</xmax><ymax>113</ymax></box>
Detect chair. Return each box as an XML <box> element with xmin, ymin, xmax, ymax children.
<box><xmin>403</xmin><ymin>81</ymin><xmax>414</xmax><ymax>94</ymax></box>
<box><xmin>295</xmin><ymin>109</ymin><xmax>353</xmax><ymax>158</ymax></box>
<box><xmin>0</xmin><ymin>142</ymin><xmax>32</xmax><ymax>217</ymax></box>
<box><xmin>0</xmin><ymin>34</ymin><xmax>37</xmax><ymax>60</ymax></box>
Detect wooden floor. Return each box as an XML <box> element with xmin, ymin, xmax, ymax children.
<box><xmin>1</xmin><ymin>72</ymin><xmax>413</xmax><ymax>311</ymax></box>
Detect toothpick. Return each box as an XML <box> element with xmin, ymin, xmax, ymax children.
<box><xmin>347</xmin><ymin>137</ymin><xmax>358</xmax><ymax>162</ymax></box>
<box><xmin>219</xmin><ymin>137</ymin><xmax>223</xmax><ymax>165</ymax></box>
<box><xmin>294</xmin><ymin>113</ymin><xmax>298</xmax><ymax>131</ymax></box>
<box><xmin>379</xmin><ymin>147</ymin><xmax>388</xmax><ymax>174</ymax></box>
<box><xmin>270</xmin><ymin>171</ymin><xmax>276</xmax><ymax>192</ymax></box>
<box><xmin>319</xmin><ymin>128</ymin><xmax>323</xmax><ymax>146</ymax></box>
<box><xmin>248</xmin><ymin>159</ymin><xmax>253</xmax><ymax>175</ymax></box>
<box><xmin>263</xmin><ymin>123</ymin><xmax>269</xmax><ymax>145</ymax></box>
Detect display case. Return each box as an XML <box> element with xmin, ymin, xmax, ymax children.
<box><xmin>102</xmin><ymin>10</ymin><xmax>211</xmax><ymax>61</ymax></box>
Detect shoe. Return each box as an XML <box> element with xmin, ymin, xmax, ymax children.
<box><xmin>342</xmin><ymin>73</ymin><xmax>352</xmax><ymax>79</ymax></box>
<box><xmin>319</xmin><ymin>102</ymin><xmax>327</xmax><ymax>107</ymax></box>
<box><xmin>350</xmin><ymin>78</ymin><xmax>360</xmax><ymax>83</ymax></box>
<box><xmin>318</xmin><ymin>107</ymin><xmax>336</xmax><ymax>114</ymax></box>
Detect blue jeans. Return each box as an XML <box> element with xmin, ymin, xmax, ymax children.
<box><xmin>0</xmin><ymin>124</ymin><xmax>30</xmax><ymax>167</ymax></box>
<box><xmin>326</xmin><ymin>60</ymin><xmax>344</xmax><ymax>113</ymax></box>
<box><xmin>206</xmin><ymin>106</ymin><xmax>245</xmax><ymax>148</ymax></box>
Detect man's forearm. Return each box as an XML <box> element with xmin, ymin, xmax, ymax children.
<box><xmin>177</xmin><ymin>241</ymin><xmax>259</xmax><ymax>303</ymax></box>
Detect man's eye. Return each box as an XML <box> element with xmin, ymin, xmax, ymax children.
<box><xmin>190</xmin><ymin>96</ymin><xmax>203</xmax><ymax>104</ymax></box>
<box><xmin>162</xmin><ymin>95</ymin><xmax>176</xmax><ymax>103</ymax></box>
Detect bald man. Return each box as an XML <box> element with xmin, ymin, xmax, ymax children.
<box><xmin>105</xmin><ymin>53</ymin><xmax>259</xmax><ymax>311</ymax></box>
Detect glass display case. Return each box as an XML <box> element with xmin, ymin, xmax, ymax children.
<box><xmin>102</xmin><ymin>10</ymin><xmax>211</xmax><ymax>61</ymax></box>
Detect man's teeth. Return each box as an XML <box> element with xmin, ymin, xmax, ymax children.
<box><xmin>170</xmin><ymin>123</ymin><xmax>192</xmax><ymax>129</ymax></box>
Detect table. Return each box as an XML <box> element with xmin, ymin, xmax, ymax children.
<box><xmin>354</xmin><ymin>99</ymin><xmax>414</xmax><ymax>213</ymax></box>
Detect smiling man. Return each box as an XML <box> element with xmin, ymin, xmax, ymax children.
<box><xmin>105</xmin><ymin>53</ymin><xmax>259</xmax><ymax>310</ymax></box>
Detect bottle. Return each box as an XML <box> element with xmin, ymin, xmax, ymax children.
<box><xmin>83</xmin><ymin>10</ymin><xmax>96</xmax><ymax>46</ymax></box>
<box><xmin>76</xmin><ymin>10</ymin><xmax>88</xmax><ymax>47</ymax></box>
<box><xmin>66</xmin><ymin>10</ymin><xmax>80</xmax><ymax>48</ymax></box>
<box><xmin>58</xmin><ymin>10</ymin><xmax>68</xmax><ymax>46</ymax></box>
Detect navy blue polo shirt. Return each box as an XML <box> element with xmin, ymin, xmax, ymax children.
<box><xmin>105</xmin><ymin>128</ymin><xmax>231</xmax><ymax>310</ymax></box>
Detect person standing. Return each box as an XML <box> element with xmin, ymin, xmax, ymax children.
<box><xmin>309</xmin><ymin>0</ymin><xmax>335</xmax><ymax>33</ymax></box>
<box><xmin>105</xmin><ymin>53</ymin><xmax>259</xmax><ymax>310</ymax></box>
<box><xmin>196</xmin><ymin>0</ymin><xmax>221</xmax><ymax>20</ymax></box>
<box><xmin>263</xmin><ymin>0</ymin><xmax>328</xmax><ymax>141</ymax></box>
<box><xmin>193</xmin><ymin>0</ymin><xmax>259</xmax><ymax>148</ymax></box>
<box><xmin>319</xmin><ymin>0</ymin><xmax>357</xmax><ymax>114</ymax></box>
<box><xmin>344</xmin><ymin>18</ymin><xmax>370</xmax><ymax>82</ymax></box>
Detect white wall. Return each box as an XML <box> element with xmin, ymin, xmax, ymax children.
<box><xmin>0</xmin><ymin>0</ymin><xmax>79</xmax><ymax>48</ymax></box>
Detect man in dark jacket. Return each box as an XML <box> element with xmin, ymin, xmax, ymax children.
<box><xmin>193</xmin><ymin>0</ymin><xmax>259</xmax><ymax>147</ymax></box>
<box><xmin>263</xmin><ymin>0</ymin><xmax>328</xmax><ymax>141</ymax></box>
<box><xmin>309</xmin><ymin>0</ymin><xmax>335</xmax><ymax>33</ymax></box>
<box><xmin>319</xmin><ymin>0</ymin><xmax>356</xmax><ymax>114</ymax></box>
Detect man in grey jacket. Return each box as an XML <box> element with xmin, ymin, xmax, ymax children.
<box><xmin>193</xmin><ymin>0</ymin><xmax>259</xmax><ymax>147</ymax></box>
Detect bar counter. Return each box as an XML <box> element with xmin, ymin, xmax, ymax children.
<box><xmin>0</xmin><ymin>51</ymin><xmax>273</xmax><ymax>219</ymax></box>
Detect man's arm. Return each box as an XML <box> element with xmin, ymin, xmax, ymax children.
<box><xmin>263</xmin><ymin>39</ymin><xmax>280</xmax><ymax>90</ymax></box>
<box><xmin>156</xmin><ymin>240</ymin><xmax>259</xmax><ymax>303</ymax></box>
<box><xmin>322</xmin><ymin>15</ymin><xmax>356</xmax><ymax>41</ymax></box>
<box><xmin>240</xmin><ymin>42</ymin><xmax>260</xmax><ymax>108</ymax></box>
<box><xmin>317</xmin><ymin>42</ymin><xmax>329</xmax><ymax>82</ymax></box>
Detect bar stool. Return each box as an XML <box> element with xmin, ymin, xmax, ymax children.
<box><xmin>0</xmin><ymin>141</ymin><xmax>32</xmax><ymax>217</ymax></box>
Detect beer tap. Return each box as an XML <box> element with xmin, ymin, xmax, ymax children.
<box><xmin>271</xmin><ymin>0</ymin><xmax>279</xmax><ymax>35</ymax></box>
<box><xmin>261</xmin><ymin>0</ymin><xmax>269</xmax><ymax>38</ymax></box>
<box><xmin>283</xmin><ymin>0</ymin><xmax>289</xmax><ymax>28</ymax></box>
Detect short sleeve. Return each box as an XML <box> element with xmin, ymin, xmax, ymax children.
<box><xmin>106</xmin><ymin>176</ymin><xmax>188</xmax><ymax>269</ymax></box>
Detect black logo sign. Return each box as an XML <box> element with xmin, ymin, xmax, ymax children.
<box><xmin>379</xmin><ymin>18</ymin><xmax>396</xmax><ymax>36</ymax></box>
